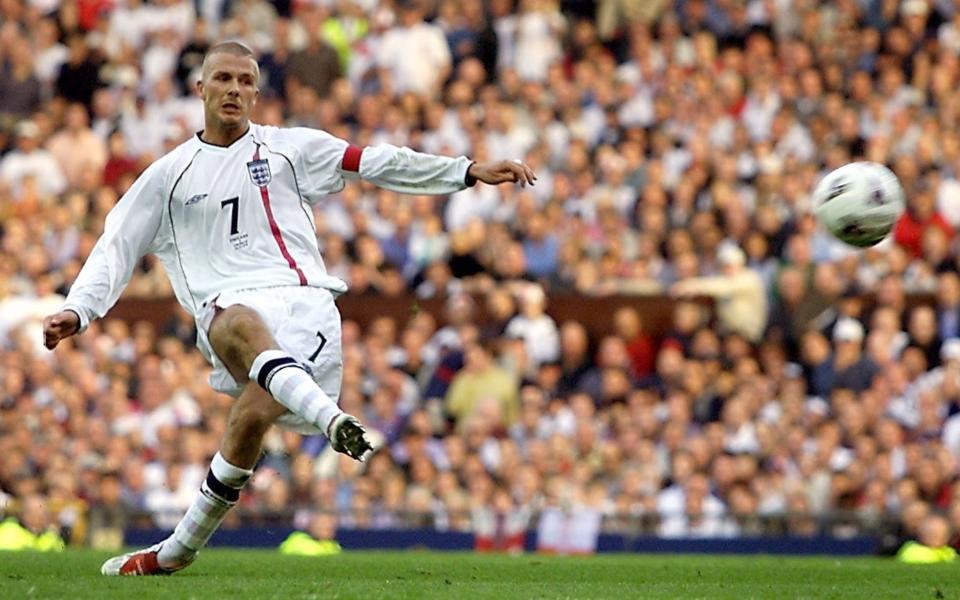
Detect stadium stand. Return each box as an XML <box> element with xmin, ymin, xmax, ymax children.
<box><xmin>1</xmin><ymin>0</ymin><xmax>960</xmax><ymax>554</ymax></box>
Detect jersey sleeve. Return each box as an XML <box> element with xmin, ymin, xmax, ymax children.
<box><xmin>292</xmin><ymin>127</ymin><xmax>471</xmax><ymax>199</ymax></box>
<box><xmin>290</xmin><ymin>127</ymin><xmax>350</xmax><ymax>204</ymax></box>
<box><xmin>61</xmin><ymin>162</ymin><xmax>166</xmax><ymax>332</ymax></box>
<box><xmin>346</xmin><ymin>144</ymin><xmax>471</xmax><ymax>195</ymax></box>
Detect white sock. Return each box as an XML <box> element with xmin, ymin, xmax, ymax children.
<box><xmin>248</xmin><ymin>349</ymin><xmax>343</xmax><ymax>434</ymax></box>
<box><xmin>158</xmin><ymin>452</ymin><xmax>252</xmax><ymax>568</ymax></box>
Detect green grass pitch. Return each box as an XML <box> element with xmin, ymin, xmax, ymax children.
<box><xmin>1</xmin><ymin>549</ymin><xmax>958</xmax><ymax>599</ymax></box>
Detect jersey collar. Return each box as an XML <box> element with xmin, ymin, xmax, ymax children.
<box><xmin>195</xmin><ymin>126</ymin><xmax>253</xmax><ymax>150</ymax></box>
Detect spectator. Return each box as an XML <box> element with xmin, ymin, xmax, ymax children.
<box><xmin>0</xmin><ymin>495</ymin><xmax>65</xmax><ymax>551</ymax></box>
<box><xmin>86</xmin><ymin>472</ymin><xmax>127</xmax><ymax>550</ymax></box>
<box><xmin>907</xmin><ymin>305</ymin><xmax>942</xmax><ymax>369</ymax></box>
<box><xmin>557</xmin><ymin>320</ymin><xmax>592</xmax><ymax>396</ymax></box>
<box><xmin>597</xmin><ymin>0</ymin><xmax>667</xmax><ymax>40</ymax></box>
<box><xmin>767</xmin><ymin>266</ymin><xmax>808</xmax><ymax>352</ymax></box>
<box><xmin>0</xmin><ymin>38</ymin><xmax>42</xmax><ymax>120</ymax></box>
<box><xmin>377</xmin><ymin>0</ymin><xmax>451</xmax><ymax>97</ymax></box>
<box><xmin>577</xmin><ymin>335</ymin><xmax>635</xmax><ymax>403</ymax></box>
<box><xmin>55</xmin><ymin>34</ymin><xmax>103</xmax><ymax>109</ymax></box>
<box><xmin>831</xmin><ymin>318</ymin><xmax>878</xmax><ymax>393</ymax></box>
<box><xmin>175</xmin><ymin>19</ymin><xmax>211</xmax><ymax>94</ymax></box>
<box><xmin>897</xmin><ymin>514</ymin><xmax>956</xmax><ymax>564</ymax></box>
<box><xmin>504</xmin><ymin>283</ymin><xmax>560</xmax><ymax>372</ymax></box>
<box><xmin>32</xmin><ymin>19</ymin><xmax>68</xmax><ymax>92</ymax></box>
<box><xmin>612</xmin><ymin>306</ymin><xmax>656</xmax><ymax>378</ymax></box>
<box><xmin>794</xmin><ymin>263</ymin><xmax>844</xmax><ymax>335</ymax></box>
<box><xmin>658</xmin><ymin>473</ymin><xmax>727</xmax><ymax>537</ymax></box>
<box><xmin>521</xmin><ymin>213</ymin><xmax>559</xmax><ymax>280</ymax></box>
<box><xmin>893</xmin><ymin>191</ymin><xmax>954</xmax><ymax>259</ymax></box>
<box><xmin>473</xmin><ymin>486</ymin><xmax>529</xmax><ymax>553</ymax></box>
<box><xmin>46</xmin><ymin>104</ymin><xmax>108</xmax><ymax>190</ymax></box>
<box><xmin>445</xmin><ymin>340</ymin><xmax>518</xmax><ymax>430</ymax></box>
<box><xmin>409</xmin><ymin>214</ymin><xmax>450</xmax><ymax>274</ymax></box>
<box><xmin>0</xmin><ymin>121</ymin><xmax>67</xmax><ymax>199</ymax></box>
<box><xmin>536</xmin><ymin>487</ymin><xmax>601</xmax><ymax>554</ymax></box>
<box><xmin>286</xmin><ymin>15</ymin><xmax>342</xmax><ymax>100</ymax></box>
<box><xmin>320</xmin><ymin>3</ymin><xmax>369</xmax><ymax>71</ymax></box>
<box><xmin>670</xmin><ymin>244</ymin><xmax>768</xmax><ymax>342</ymax></box>
<box><xmin>102</xmin><ymin>131</ymin><xmax>140</xmax><ymax>189</ymax></box>
<box><xmin>513</xmin><ymin>0</ymin><xmax>565</xmax><ymax>82</ymax></box>
<box><xmin>937</xmin><ymin>273</ymin><xmax>960</xmax><ymax>341</ymax></box>
<box><xmin>278</xmin><ymin>512</ymin><xmax>342</xmax><ymax>556</ymax></box>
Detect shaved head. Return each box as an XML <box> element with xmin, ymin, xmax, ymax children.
<box><xmin>201</xmin><ymin>41</ymin><xmax>260</xmax><ymax>84</ymax></box>
<box><xmin>197</xmin><ymin>41</ymin><xmax>260</xmax><ymax>143</ymax></box>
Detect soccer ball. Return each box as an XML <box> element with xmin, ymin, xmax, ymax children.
<box><xmin>812</xmin><ymin>161</ymin><xmax>905</xmax><ymax>248</ymax></box>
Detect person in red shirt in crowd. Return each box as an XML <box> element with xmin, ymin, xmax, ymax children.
<box><xmin>893</xmin><ymin>189</ymin><xmax>954</xmax><ymax>258</ymax></box>
<box><xmin>612</xmin><ymin>306</ymin><xmax>656</xmax><ymax>378</ymax></box>
<box><xmin>101</xmin><ymin>131</ymin><xmax>139</xmax><ymax>189</ymax></box>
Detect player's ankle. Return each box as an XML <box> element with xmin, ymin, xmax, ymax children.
<box><xmin>325</xmin><ymin>411</ymin><xmax>347</xmax><ymax>438</ymax></box>
<box><xmin>157</xmin><ymin>539</ymin><xmax>196</xmax><ymax>570</ymax></box>
<box><xmin>157</xmin><ymin>553</ymin><xmax>194</xmax><ymax>571</ymax></box>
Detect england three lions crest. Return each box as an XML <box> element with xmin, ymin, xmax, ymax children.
<box><xmin>247</xmin><ymin>159</ymin><xmax>271</xmax><ymax>187</ymax></box>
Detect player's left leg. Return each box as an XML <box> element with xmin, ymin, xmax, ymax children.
<box><xmin>207</xmin><ymin>303</ymin><xmax>369</xmax><ymax>454</ymax></box>
<box><xmin>101</xmin><ymin>382</ymin><xmax>286</xmax><ymax>575</ymax></box>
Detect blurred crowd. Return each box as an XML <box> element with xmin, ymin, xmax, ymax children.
<box><xmin>2</xmin><ymin>0</ymin><xmax>960</xmax><ymax>551</ymax></box>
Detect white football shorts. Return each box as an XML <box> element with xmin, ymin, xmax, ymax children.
<box><xmin>195</xmin><ymin>285</ymin><xmax>343</xmax><ymax>433</ymax></box>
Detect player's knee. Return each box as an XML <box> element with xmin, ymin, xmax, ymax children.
<box><xmin>209</xmin><ymin>306</ymin><xmax>271</xmax><ymax>364</ymax></box>
<box><xmin>212</xmin><ymin>306</ymin><xmax>267</xmax><ymax>344</ymax></box>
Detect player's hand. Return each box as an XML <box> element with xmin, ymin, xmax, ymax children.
<box><xmin>42</xmin><ymin>310</ymin><xmax>80</xmax><ymax>350</ymax></box>
<box><xmin>468</xmin><ymin>160</ymin><xmax>537</xmax><ymax>187</ymax></box>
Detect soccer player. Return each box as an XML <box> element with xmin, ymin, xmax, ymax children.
<box><xmin>41</xmin><ymin>41</ymin><xmax>536</xmax><ymax>575</ymax></box>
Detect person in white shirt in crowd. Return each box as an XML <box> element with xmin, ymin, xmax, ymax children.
<box><xmin>670</xmin><ymin>243</ymin><xmax>768</xmax><ymax>343</ymax></box>
<box><xmin>0</xmin><ymin>120</ymin><xmax>67</xmax><ymax>199</ymax></box>
<box><xmin>376</xmin><ymin>0</ymin><xmax>451</xmax><ymax>97</ymax></box>
<box><xmin>658</xmin><ymin>473</ymin><xmax>730</xmax><ymax>538</ymax></box>
<box><xmin>32</xmin><ymin>18</ymin><xmax>69</xmax><ymax>90</ymax></box>
<box><xmin>513</xmin><ymin>0</ymin><xmax>565</xmax><ymax>82</ymax></box>
<box><xmin>505</xmin><ymin>283</ymin><xmax>560</xmax><ymax>373</ymax></box>
<box><xmin>107</xmin><ymin>0</ymin><xmax>153</xmax><ymax>56</ymax></box>
<box><xmin>929</xmin><ymin>341</ymin><xmax>960</xmax><ymax>455</ymax></box>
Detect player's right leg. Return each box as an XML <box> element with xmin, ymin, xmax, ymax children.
<box><xmin>101</xmin><ymin>303</ymin><xmax>370</xmax><ymax>576</ymax></box>
<box><xmin>101</xmin><ymin>382</ymin><xmax>286</xmax><ymax>575</ymax></box>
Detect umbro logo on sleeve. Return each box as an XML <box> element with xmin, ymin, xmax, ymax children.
<box><xmin>185</xmin><ymin>193</ymin><xmax>208</xmax><ymax>206</ymax></box>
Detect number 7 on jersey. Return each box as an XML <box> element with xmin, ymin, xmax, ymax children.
<box><xmin>220</xmin><ymin>197</ymin><xmax>240</xmax><ymax>236</ymax></box>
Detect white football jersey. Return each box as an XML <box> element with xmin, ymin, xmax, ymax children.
<box><xmin>63</xmin><ymin>123</ymin><xmax>473</xmax><ymax>331</ymax></box>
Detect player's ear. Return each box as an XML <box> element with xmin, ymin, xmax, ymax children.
<box><xmin>195</xmin><ymin>79</ymin><xmax>204</xmax><ymax>99</ymax></box>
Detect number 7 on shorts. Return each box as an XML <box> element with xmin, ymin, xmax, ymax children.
<box><xmin>308</xmin><ymin>331</ymin><xmax>327</xmax><ymax>362</ymax></box>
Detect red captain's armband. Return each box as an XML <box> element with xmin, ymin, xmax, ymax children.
<box><xmin>342</xmin><ymin>145</ymin><xmax>364</xmax><ymax>173</ymax></box>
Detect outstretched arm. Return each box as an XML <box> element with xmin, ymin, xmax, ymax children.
<box><xmin>340</xmin><ymin>143</ymin><xmax>535</xmax><ymax>194</ymax></box>
<box><xmin>43</xmin><ymin>163</ymin><xmax>165</xmax><ymax>349</ymax></box>
<box><xmin>290</xmin><ymin>128</ymin><xmax>537</xmax><ymax>202</ymax></box>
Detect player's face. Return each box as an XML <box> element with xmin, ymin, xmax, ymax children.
<box><xmin>198</xmin><ymin>53</ymin><xmax>259</xmax><ymax>131</ymax></box>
